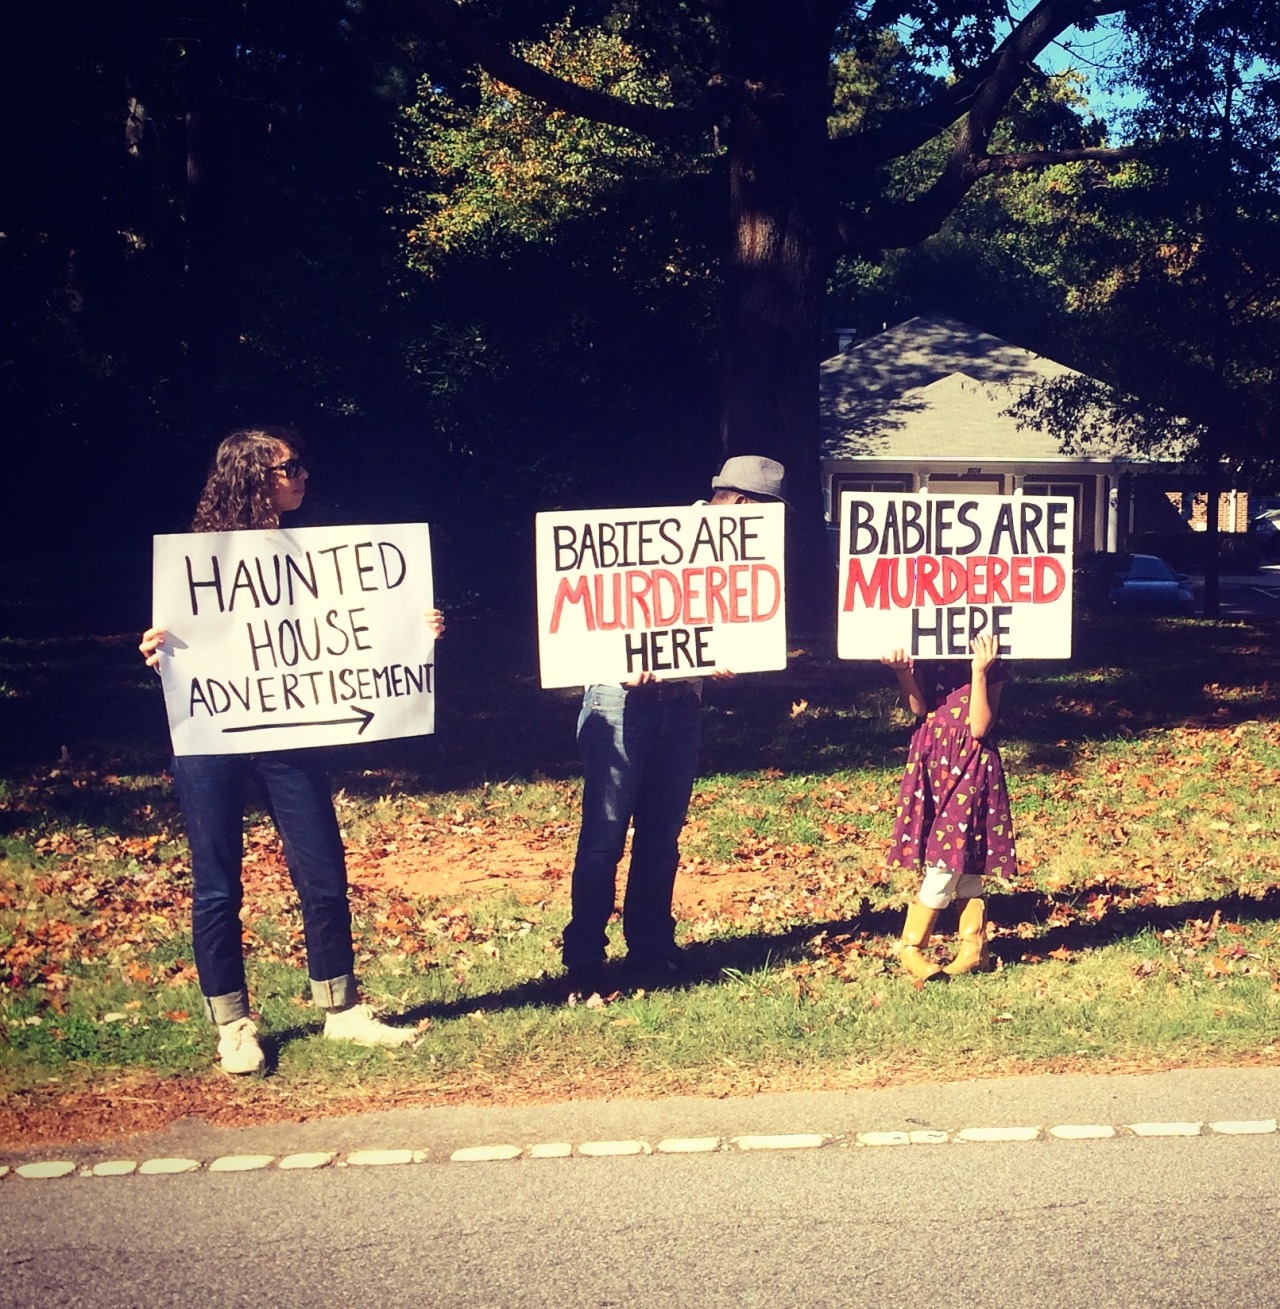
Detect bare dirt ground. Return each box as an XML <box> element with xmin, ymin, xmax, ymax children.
<box><xmin>356</xmin><ymin>830</ymin><xmax>784</xmax><ymax>916</ymax></box>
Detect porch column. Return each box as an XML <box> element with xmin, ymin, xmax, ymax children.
<box><xmin>1106</xmin><ymin>480</ymin><xmax>1120</xmax><ymax>552</ymax></box>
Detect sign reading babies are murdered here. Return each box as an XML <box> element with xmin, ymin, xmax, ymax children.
<box><xmin>152</xmin><ymin>523</ymin><xmax>436</xmax><ymax>754</ymax></box>
<box><xmin>535</xmin><ymin>503</ymin><xmax>787</xmax><ymax>688</ymax></box>
<box><xmin>837</xmin><ymin>491</ymin><xmax>1074</xmax><ymax>660</ymax></box>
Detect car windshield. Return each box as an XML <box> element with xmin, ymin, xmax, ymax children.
<box><xmin>1127</xmin><ymin>557</ymin><xmax>1174</xmax><ymax>581</ymax></box>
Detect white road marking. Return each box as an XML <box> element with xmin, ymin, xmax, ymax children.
<box><xmin>4</xmin><ymin>1112</ymin><xmax>1277</xmax><ymax>1179</ymax></box>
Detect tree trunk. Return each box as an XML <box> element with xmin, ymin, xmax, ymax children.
<box><xmin>1201</xmin><ymin>444</ymin><xmax>1221</xmax><ymax>619</ymax></box>
<box><xmin>719</xmin><ymin>2</ymin><xmax>839</xmax><ymax>640</ymax></box>
<box><xmin>181</xmin><ymin>3</ymin><xmax>239</xmax><ymax>434</ymax></box>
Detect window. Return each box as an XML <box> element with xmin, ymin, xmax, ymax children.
<box><xmin>925</xmin><ymin>475</ymin><xmax>1003</xmax><ymax>496</ymax></box>
<box><xmin>1023</xmin><ymin>480</ymin><xmax>1082</xmax><ymax>507</ymax></box>
<box><xmin>1023</xmin><ymin>480</ymin><xmax>1087</xmax><ymax>544</ymax></box>
<box><xmin>833</xmin><ymin>473</ymin><xmax>913</xmax><ymax>497</ymax></box>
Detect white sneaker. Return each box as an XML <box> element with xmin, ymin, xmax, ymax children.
<box><xmin>217</xmin><ymin>1017</ymin><xmax>265</xmax><ymax>1075</ymax></box>
<box><xmin>323</xmin><ymin>1003</ymin><xmax>416</xmax><ymax>1047</ymax></box>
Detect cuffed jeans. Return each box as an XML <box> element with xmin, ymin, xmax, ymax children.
<box><xmin>562</xmin><ymin>683</ymin><xmax>702</xmax><ymax>969</ymax></box>
<box><xmin>171</xmin><ymin>751</ymin><xmax>358</xmax><ymax>1025</ymax></box>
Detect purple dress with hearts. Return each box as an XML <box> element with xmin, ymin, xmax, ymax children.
<box><xmin>887</xmin><ymin>661</ymin><xmax>1016</xmax><ymax>880</ymax></box>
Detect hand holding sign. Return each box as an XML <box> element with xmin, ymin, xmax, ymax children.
<box><xmin>970</xmin><ymin>632</ymin><xmax>1001</xmax><ymax>675</ymax></box>
<box><xmin>880</xmin><ymin>648</ymin><xmax>914</xmax><ymax>672</ymax></box>
<box><xmin>140</xmin><ymin>627</ymin><xmax>166</xmax><ymax>668</ymax></box>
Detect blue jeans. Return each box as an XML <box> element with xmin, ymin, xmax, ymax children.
<box><xmin>562</xmin><ymin>683</ymin><xmax>702</xmax><ymax>969</ymax></box>
<box><xmin>171</xmin><ymin>751</ymin><xmax>358</xmax><ymax>1025</ymax></box>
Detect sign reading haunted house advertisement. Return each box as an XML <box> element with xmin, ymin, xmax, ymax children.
<box><xmin>152</xmin><ymin>523</ymin><xmax>435</xmax><ymax>754</ymax></box>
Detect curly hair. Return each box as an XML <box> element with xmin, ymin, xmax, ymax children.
<box><xmin>190</xmin><ymin>427</ymin><xmax>301</xmax><ymax>532</ymax></box>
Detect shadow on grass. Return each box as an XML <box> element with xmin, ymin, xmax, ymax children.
<box><xmin>261</xmin><ymin>884</ymin><xmax>1280</xmax><ymax>1039</ymax></box>
<box><xmin>989</xmin><ymin>885</ymin><xmax>1280</xmax><ymax>963</ymax></box>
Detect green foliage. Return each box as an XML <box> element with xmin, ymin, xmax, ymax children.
<box><xmin>390</xmin><ymin>15</ymin><xmax>733</xmax><ymax>537</ymax></box>
<box><xmin>11</xmin><ymin>0</ymin><xmax>1280</xmax><ymax>631</ymax></box>
<box><xmin>828</xmin><ymin>29</ymin><xmax>942</xmax><ymax>139</ymax></box>
<box><xmin>827</xmin><ymin>71</ymin><xmax>1120</xmax><ymax>347</ymax></box>
<box><xmin>995</xmin><ymin>2</ymin><xmax>1280</xmax><ymax>475</ymax></box>
<box><xmin>400</xmin><ymin>18</ymin><xmax>695</xmax><ymax>271</ymax></box>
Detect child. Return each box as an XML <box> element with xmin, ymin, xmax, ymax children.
<box><xmin>881</xmin><ymin>634</ymin><xmax>1015</xmax><ymax>980</ymax></box>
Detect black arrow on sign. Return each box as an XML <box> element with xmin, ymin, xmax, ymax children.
<box><xmin>221</xmin><ymin>706</ymin><xmax>375</xmax><ymax>736</ymax></box>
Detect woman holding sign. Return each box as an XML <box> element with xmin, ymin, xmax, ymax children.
<box><xmin>141</xmin><ymin>427</ymin><xmax>444</xmax><ymax>1074</ymax></box>
<box><xmin>882</xmin><ymin>634</ymin><xmax>1015</xmax><ymax>981</ymax></box>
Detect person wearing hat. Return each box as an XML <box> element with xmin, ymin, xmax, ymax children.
<box><xmin>708</xmin><ymin>454</ymin><xmax>788</xmax><ymax>505</ymax></box>
<box><xmin>562</xmin><ymin>455</ymin><xmax>787</xmax><ymax>1003</ymax></box>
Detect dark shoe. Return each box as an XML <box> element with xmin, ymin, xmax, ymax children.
<box><xmin>626</xmin><ymin>945</ymin><xmax>688</xmax><ymax>987</ymax></box>
<box><xmin>563</xmin><ymin>963</ymin><xmax>607</xmax><ymax>1005</ymax></box>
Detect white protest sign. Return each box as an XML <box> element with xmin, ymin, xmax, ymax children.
<box><xmin>152</xmin><ymin>523</ymin><xmax>435</xmax><ymax>754</ymax></box>
<box><xmin>836</xmin><ymin>491</ymin><xmax>1074</xmax><ymax>660</ymax></box>
<box><xmin>535</xmin><ymin>503</ymin><xmax>787</xmax><ymax>689</ymax></box>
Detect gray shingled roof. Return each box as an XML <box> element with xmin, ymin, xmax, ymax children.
<box><xmin>820</xmin><ymin>313</ymin><xmax>1151</xmax><ymax>463</ymax></box>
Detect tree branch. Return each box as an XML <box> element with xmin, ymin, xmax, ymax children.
<box><xmin>399</xmin><ymin>0</ymin><xmax>720</xmax><ymax>139</ymax></box>
<box><xmin>837</xmin><ymin>142</ymin><xmax>1141</xmax><ymax>254</ymax></box>
<box><xmin>981</xmin><ymin>144</ymin><xmax>1141</xmax><ymax>173</ymax></box>
<box><xmin>828</xmin><ymin>63</ymin><xmax>994</xmax><ymax>178</ymax></box>
<box><xmin>832</xmin><ymin>0</ymin><xmax>1142</xmax><ymax>253</ymax></box>
<box><xmin>830</xmin><ymin>0</ymin><xmax>1137</xmax><ymax>179</ymax></box>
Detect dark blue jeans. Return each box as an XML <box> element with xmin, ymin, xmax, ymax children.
<box><xmin>171</xmin><ymin>751</ymin><xmax>357</xmax><ymax>1024</ymax></box>
<box><xmin>562</xmin><ymin>683</ymin><xmax>702</xmax><ymax>970</ymax></box>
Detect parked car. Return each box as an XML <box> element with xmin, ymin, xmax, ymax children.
<box><xmin>1249</xmin><ymin>509</ymin><xmax>1280</xmax><ymax>558</ymax></box>
<box><xmin>1107</xmin><ymin>553</ymin><xmax>1195</xmax><ymax>615</ymax></box>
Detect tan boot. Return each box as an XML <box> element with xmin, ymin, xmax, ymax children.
<box><xmin>897</xmin><ymin>901</ymin><xmax>946</xmax><ymax>981</ymax></box>
<box><xmin>943</xmin><ymin>897</ymin><xmax>992</xmax><ymax>975</ymax></box>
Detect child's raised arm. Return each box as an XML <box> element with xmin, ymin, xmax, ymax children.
<box><xmin>967</xmin><ymin>634</ymin><xmax>1002</xmax><ymax>740</ymax></box>
<box><xmin>881</xmin><ymin>649</ymin><xmax>929</xmax><ymax>718</ymax></box>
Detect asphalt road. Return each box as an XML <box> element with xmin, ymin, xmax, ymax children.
<box><xmin>1197</xmin><ymin>566</ymin><xmax>1280</xmax><ymax>619</ymax></box>
<box><xmin>3</xmin><ymin>1067</ymin><xmax>1279</xmax><ymax>1308</ymax></box>
<box><xmin>3</xmin><ymin>1131</ymin><xmax>1278</xmax><ymax>1308</ymax></box>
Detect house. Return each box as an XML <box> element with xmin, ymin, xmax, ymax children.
<box><xmin>819</xmin><ymin>313</ymin><xmax>1217</xmax><ymax>553</ymax></box>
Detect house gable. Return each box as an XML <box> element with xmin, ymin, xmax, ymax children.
<box><xmin>819</xmin><ymin>313</ymin><xmax>1197</xmax><ymax>552</ymax></box>
<box><xmin>821</xmin><ymin>313</ymin><xmax>1133</xmax><ymax>464</ymax></box>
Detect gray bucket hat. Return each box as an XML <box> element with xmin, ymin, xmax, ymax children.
<box><xmin>711</xmin><ymin>455</ymin><xmax>788</xmax><ymax>506</ymax></box>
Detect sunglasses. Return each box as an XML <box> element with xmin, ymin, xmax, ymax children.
<box><xmin>270</xmin><ymin>458</ymin><xmax>305</xmax><ymax>478</ymax></box>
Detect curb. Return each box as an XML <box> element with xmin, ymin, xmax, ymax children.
<box><xmin>5</xmin><ymin>1117</ymin><xmax>1276</xmax><ymax>1180</ymax></box>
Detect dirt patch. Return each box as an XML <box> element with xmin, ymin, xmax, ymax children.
<box><xmin>0</xmin><ymin>1077</ymin><xmax>302</xmax><ymax>1153</ymax></box>
<box><xmin>352</xmin><ymin>835</ymin><xmax>572</xmax><ymax>903</ymax></box>
<box><xmin>349</xmin><ymin>831</ymin><xmax>791</xmax><ymax>916</ymax></box>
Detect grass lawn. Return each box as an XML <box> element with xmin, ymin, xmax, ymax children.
<box><xmin>2</xmin><ymin>567</ymin><xmax>1279</xmax><ymax>1146</ymax></box>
